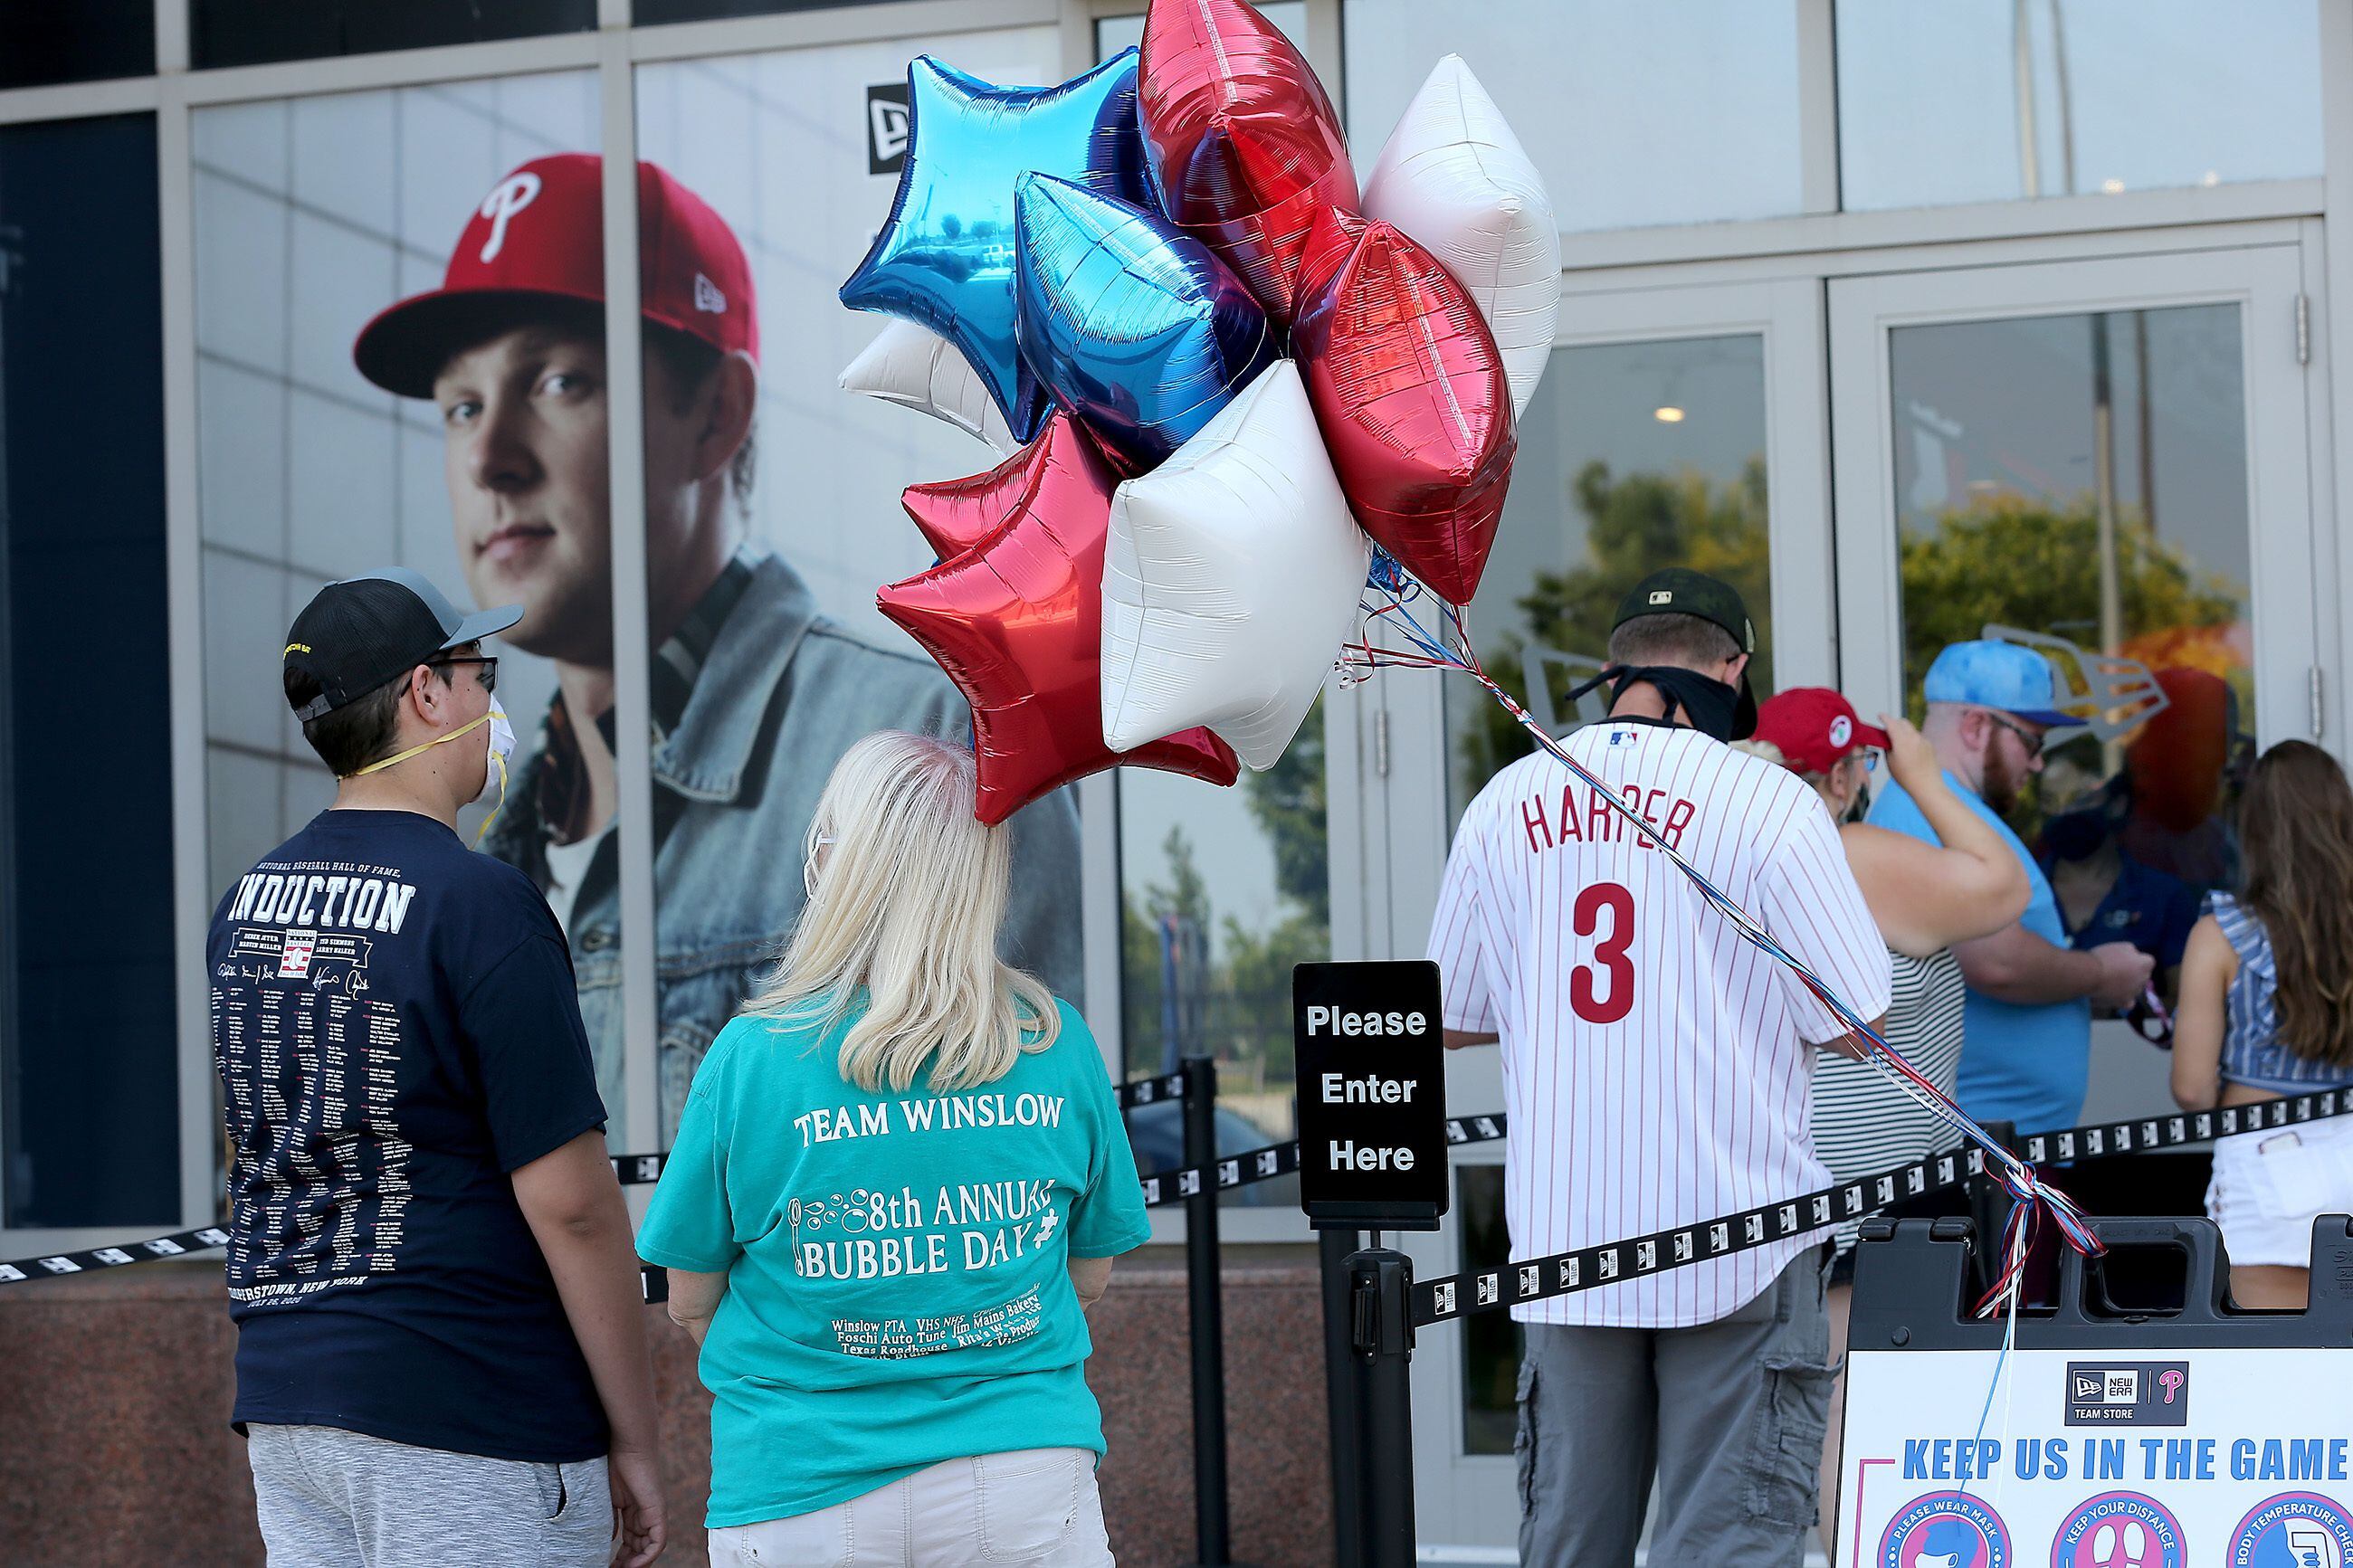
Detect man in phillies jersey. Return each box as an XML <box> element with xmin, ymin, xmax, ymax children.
<box><xmin>1430</xmin><ymin>568</ymin><xmax>1891</xmax><ymax>1565</ymax></box>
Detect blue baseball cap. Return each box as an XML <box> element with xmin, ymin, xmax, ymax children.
<box><xmin>1922</xmin><ymin>640</ymin><xmax>2074</xmax><ymax>727</ymax></box>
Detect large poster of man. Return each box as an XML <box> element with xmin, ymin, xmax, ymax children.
<box><xmin>195</xmin><ymin>60</ymin><xmax>1082</xmax><ymax>1149</ymax></box>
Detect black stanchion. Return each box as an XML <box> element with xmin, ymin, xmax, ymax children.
<box><xmin>1344</xmin><ymin>1247</ymin><xmax>1417</xmax><ymax>1568</ymax></box>
<box><xmin>1317</xmin><ymin>1226</ymin><xmax>1363</xmax><ymax>1568</ymax></box>
<box><xmin>1178</xmin><ymin>1053</ymin><xmax>1242</xmax><ymax>1568</ymax></box>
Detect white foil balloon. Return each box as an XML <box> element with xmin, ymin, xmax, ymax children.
<box><xmin>1359</xmin><ymin>54</ymin><xmax>1558</xmax><ymax>417</ymax></box>
<box><xmin>838</xmin><ymin>319</ymin><xmax>1019</xmax><ymax>454</ymax></box>
<box><xmin>1101</xmin><ymin>359</ymin><xmax>1370</xmax><ymax>770</ymax></box>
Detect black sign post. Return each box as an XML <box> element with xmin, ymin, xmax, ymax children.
<box><xmin>1295</xmin><ymin>961</ymin><xmax>1443</xmax><ymax>1568</ymax></box>
<box><xmin>1293</xmin><ymin>960</ymin><xmax>1449</xmax><ymax>1231</ymax></box>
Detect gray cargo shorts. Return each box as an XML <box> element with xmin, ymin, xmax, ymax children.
<box><xmin>1517</xmin><ymin>1243</ymin><xmax>1836</xmax><ymax>1567</ymax></box>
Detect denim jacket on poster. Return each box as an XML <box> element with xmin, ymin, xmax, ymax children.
<box><xmin>480</xmin><ymin>546</ymin><xmax>1084</xmax><ymax>1143</ymax></box>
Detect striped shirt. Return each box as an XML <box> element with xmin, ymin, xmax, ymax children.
<box><xmin>1811</xmin><ymin>947</ymin><xmax>1967</xmax><ymax>1254</ymax></box>
<box><xmin>1428</xmin><ymin>721</ymin><xmax>1892</xmax><ymax>1327</ymax></box>
<box><xmin>2211</xmin><ymin>892</ymin><xmax>2353</xmax><ymax>1093</ymax></box>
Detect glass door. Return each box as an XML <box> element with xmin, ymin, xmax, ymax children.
<box><xmin>1384</xmin><ymin>279</ymin><xmax>1833</xmax><ymax>1554</ymax></box>
<box><xmin>1829</xmin><ymin>245</ymin><xmax>2321</xmax><ymax>1127</ymax></box>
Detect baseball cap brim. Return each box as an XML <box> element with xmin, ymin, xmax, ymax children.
<box><xmin>355</xmin><ymin>287</ymin><xmax>605</xmax><ymax>398</ymax></box>
<box><xmin>446</xmin><ymin>603</ymin><xmax>524</xmax><ymax>650</ymax></box>
<box><xmin>1849</xmin><ymin>719</ymin><xmax>1893</xmax><ymax>751</ymax></box>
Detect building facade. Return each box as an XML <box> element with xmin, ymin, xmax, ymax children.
<box><xmin>3</xmin><ymin>1</ymin><xmax>2347</xmax><ymax>1559</ymax></box>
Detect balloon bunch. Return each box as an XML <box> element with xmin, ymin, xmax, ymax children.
<box><xmin>839</xmin><ymin>0</ymin><xmax>1559</xmax><ymax>821</ymax></box>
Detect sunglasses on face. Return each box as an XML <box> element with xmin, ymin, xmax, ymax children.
<box><xmin>1982</xmin><ymin>710</ymin><xmax>2045</xmax><ymax>760</ymax></box>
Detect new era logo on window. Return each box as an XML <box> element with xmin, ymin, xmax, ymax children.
<box><xmin>868</xmin><ymin>83</ymin><xmax>911</xmax><ymax>176</ymax></box>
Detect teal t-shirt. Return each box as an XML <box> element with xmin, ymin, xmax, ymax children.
<box><xmin>1868</xmin><ymin>771</ymin><xmax>2091</xmax><ymax>1134</ymax></box>
<box><xmin>635</xmin><ymin>995</ymin><xmax>1151</xmax><ymax>1527</ymax></box>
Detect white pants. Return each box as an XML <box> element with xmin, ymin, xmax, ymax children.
<box><xmin>708</xmin><ymin>1448</ymin><xmax>1113</xmax><ymax>1567</ymax></box>
<box><xmin>2206</xmin><ymin>1110</ymin><xmax>2353</xmax><ymax>1268</ymax></box>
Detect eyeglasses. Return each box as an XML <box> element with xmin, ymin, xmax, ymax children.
<box><xmin>1981</xmin><ymin>710</ymin><xmax>2045</xmax><ymax>760</ymax></box>
<box><xmin>426</xmin><ymin>655</ymin><xmax>498</xmax><ymax>694</ymax></box>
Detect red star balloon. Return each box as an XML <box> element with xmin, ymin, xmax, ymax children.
<box><xmin>1292</xmin><ymin>214</ymin><xmax>1516</xmax><ymax>605</ymax></box>
<box><xmin>1138</xmin><ymin>0</ymin><xmax>1358</xmax><ymax>324</ymax></box>
<box><xmin>881</xmin><ymin>414</ymin><xmax>1241</xmax><ymax>824</ymax></box>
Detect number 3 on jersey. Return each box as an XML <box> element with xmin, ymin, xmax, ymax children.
<box><xmin>1571</xmin><ymin>882</ymin><xmax>1634</xmax><ymax>1024</ymax></box>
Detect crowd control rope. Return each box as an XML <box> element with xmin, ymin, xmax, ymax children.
<box><xmin>1409</xmin><ymin>1086</ymin><xmax>2350</xmax><ymax>1327</ymax></box>
<box><xmin>15</xmin><ymin>1090</ymin><xmax>2345</xmax><ymax>1303</ymax></box>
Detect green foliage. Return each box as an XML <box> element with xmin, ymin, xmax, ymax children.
<box><xmin>1894</xmin><ymin>493</ymin><xmax>2240</xmax><ymax>706</ymax></box>
<box><xmin>1118</xmin><ymin>707</ymin><xmax>1329</xmax><ymax>1108</ymax></box>
<box><xmin>1462</xmin><ymin>457</ymin><xmax>1773</xmax><ymax>794</ymax></box>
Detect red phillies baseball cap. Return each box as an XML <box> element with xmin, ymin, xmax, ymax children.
<box><xmin>1752</xmin><ymin>688</ymin><xmax>1891</xmax><ymax>774</ymax></box>
<box><xmin>354</xmin><ymin>152</ymin><xmax>757</xmax><ymax>398</ymax></box>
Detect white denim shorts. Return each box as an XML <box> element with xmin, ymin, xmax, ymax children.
<box><xmin>2205</xmin><ymin>1109</ymin><xmax>2353</xmax><ymax>1269</ymax></box>
<box><xmin>708</xmin><ymin>1447</ymin><xmax>1112</xmax><ymax>1567</ymax></box>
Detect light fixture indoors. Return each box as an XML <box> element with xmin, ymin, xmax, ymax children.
<box><xmin>1653</xmin><ymin>405</ymin><xmax>1685</xmax><ymax>423</ymax></box>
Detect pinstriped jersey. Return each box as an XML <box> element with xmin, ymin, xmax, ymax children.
<box><xmin>1427</xmin><ymin>720</ymin><xmax>1891</xmax><ymax>1327</ymax></box>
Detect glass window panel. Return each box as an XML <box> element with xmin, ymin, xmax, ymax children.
<box><xmin>1454</xmin><ymin>1164</ymin><xmax>1517</xmax><ymax>1453</ymax></box>
<box><xmin>634</xmin><ymin>0</ymin><xmax>900</xmax><ymax>27</ymax></box>
<box><xmin>1447</xmin><ymin>335</ymin><xmax>1775</xmax><ymax>822</ymax></box>
<box><xmin>190</xmin><ymin>77</ymin><xmax>633</xmax><ymax>1135</ymax></box>
<box><xmin>192</xmin><ymin>0</ymin><xmax>594</xmax><ymax>71</ymax></box>
<box><xmin>1838</xmin><ymin>0</ymin><xmax>2322</xmax><ymax>212</ymax></box>
<box><xmin>634</xmin><ymin>28</ymin><xmax>1088</xmax><ymax>1142</ymax></box>
<box><xmin>1092</xmin><ymin>2</ymin><xmax>1306</xmax><ymax>61</ymax></box>
<box><xmin>1117</xmin><ymin>706</ymin><xmax>1326</xmax><ymax>1202</ymax></box>
<box><xmin>1345</xmin><ymin>0</ymin><xmax>1804</xmax><ymax>233</ymax></box>
<box><xmin>1080</xmin><ymin>14</ymin><xmax>1326</xmax><ymax>1200</ymax></box>
<box><xmin>0</xmin><ymin>0</ymin><xmax>153</xmax><ymax>90</ymax></box>
<box><xmin>1</xmin><ymin>114</ymin><xmax>176</xmax><ymax>1228</ymax></box>
<box><xmin>1890</xmin><ymin>306</ymin><xmax>2253</xmax><ymax>908</ymax></box>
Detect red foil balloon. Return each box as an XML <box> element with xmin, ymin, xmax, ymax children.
<box><xmin>880</xmin><ymin>415</ymin><xmax>1241</xmax><ymax>823</ymax></box>
<box><xmin>1292</xmin><ymin>215</ymin><xmax>1516</xmax><ymax>605</ymax></box>
<box><xmin>1138</xmin><ymin>0</ymin><xmax>1359</xmax><ymax>324</ymax></box>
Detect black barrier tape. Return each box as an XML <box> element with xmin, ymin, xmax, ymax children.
<box><xmin>17</xmin><ymin>1090</ymin><xmax>2343</xmax><ymax>1293</ymax></box>
<box><xmin>1414</xmin><ymin>1085</ymin><xmax>2350</xmax><ymax>1326</ymax></box>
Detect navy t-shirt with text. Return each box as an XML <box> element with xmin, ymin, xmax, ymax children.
<box><xmin>206</xmin><ymin>809</ymin><xmax>610</xmax><ymax>1462</ymax></box>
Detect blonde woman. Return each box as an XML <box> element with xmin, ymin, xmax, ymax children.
<box><xmin>638</xmin><ymin>732</ymin><xmax>1148</xmax><ymax>1566</ymax></box>
<box><xmin>1739</xmin><ymin>688</ymin><xmax>2030</xmax><ymax>1551</ymax></box>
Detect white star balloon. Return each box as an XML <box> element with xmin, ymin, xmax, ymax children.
<box><xmin>1100</xmin><ymin>359</ymin><xmax>1370</xmax><ymax>770</ymax></box>
<box><xmin>1359</xmin><ymin>54</ymin><xmax>1558</xmax><ymax>417</ymax></box>
<box><xmin>838</xmin><ymin>319</ymin><xmax>1019</xmax><ymax>455</ymax></box>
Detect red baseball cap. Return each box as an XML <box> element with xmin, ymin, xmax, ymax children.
<box><xmin>353</xmin><ymin>153</ymin><xmax>757</xmax><ymax>398</ymax></box>
<box><xmin>1752</xmin><ymin>688</ymin><xmax>1890</xmax><ymax>774</ymax></box>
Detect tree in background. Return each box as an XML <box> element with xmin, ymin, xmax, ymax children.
<box><xmin>1119</xmin><ymin>707</ymin><xmax>1329</xmax><ymax>1117</ymax></box>
<box><xmin>1460</xmin><ymin>456</ymin><xmax>1773</xmax><ymax>795</ymax></box>
<box><xmin>1895</xmin><ymin>493</ymin><xmax>2241</xmax><ymax>708</ymax></box>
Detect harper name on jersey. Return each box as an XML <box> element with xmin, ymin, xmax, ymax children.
<box><xmin>1429</xmin><ymin>720</ymin><xmax>1891</xmax><ymax>1329</ymax></box>
<box><xmin>1515</xmin><ymin>780</ymin><xmax>1699</xmax><ymax>857</ymax></box>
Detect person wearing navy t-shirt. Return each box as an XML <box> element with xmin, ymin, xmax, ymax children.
<box><xmin>209</xmin><ymin>570</ymin><xmax>665</xmax><ymax>1566</ymax></box>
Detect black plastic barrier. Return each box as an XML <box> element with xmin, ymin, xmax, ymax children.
<box><xmin>1837</xmin><ymin>1214</ymin><xmax>2353</xmax><ymax>1562</ymax></box>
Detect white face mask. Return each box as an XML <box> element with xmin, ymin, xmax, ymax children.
<box><xmin>348</xmin><ymin>697</ymin><xmax>514</xmax><ymax>842</ymax></box>
<box><xmin>481</xmin><ymin>699</ymin><xmax>516</xmax><ymax>808</ymax></box>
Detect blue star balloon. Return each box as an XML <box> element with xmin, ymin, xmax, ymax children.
<box><xmin>840</xmin><ymin>52</ymin><xmax>1150</xmax><ymax>445</ymax></box>
<box><xmin>1013</xmin><ymin>173</ymin><xmax>1278</xmax><ymax>472</ymax></box>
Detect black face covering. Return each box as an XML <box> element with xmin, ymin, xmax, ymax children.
<box><xmin>1569</xmin><ymin>664</ymin><xmax>1750</xmax><ymax>743</ymax></box>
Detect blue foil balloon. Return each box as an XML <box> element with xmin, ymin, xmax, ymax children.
<box><xmin>839</xmin><ymin>52</ymin><xmax>1151</xmax><ymax>445</ymax></box>
<box><xmin>1013</xmin><ymin>173</ymin><xmax>1278</xmax><ymax>471</ymax></box>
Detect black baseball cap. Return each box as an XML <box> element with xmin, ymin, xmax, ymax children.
<box><xmin>1612</xmin><ymin>567</ymin><xmax>1759</xmax><ymax>736</ymax></box>
<box><xmin>284</xmin><ymin>569</ymin><xmax>521</xmax><ymax>723</ymax></box>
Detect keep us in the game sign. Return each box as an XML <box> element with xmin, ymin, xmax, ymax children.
<box><xmin>1292</xmin><ymin>961</ymin><xmax>1448</xmax><ymax>1231</ymax></box>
